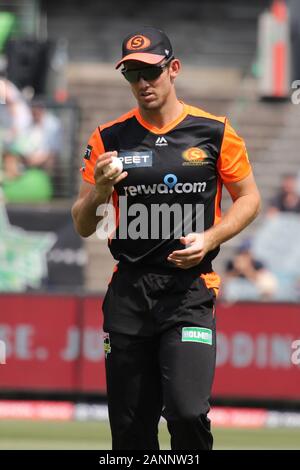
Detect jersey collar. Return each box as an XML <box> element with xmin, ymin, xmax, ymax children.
<box><xmin>135</xmin><ymin>102</ymin><xmax>189</xmax><ymax>135</ymax></box>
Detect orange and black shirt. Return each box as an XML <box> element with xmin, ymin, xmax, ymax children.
<box><xmin>81</xmin><ymin>103</ymin><xmax>251</xmax><ymax>273</ymax></box>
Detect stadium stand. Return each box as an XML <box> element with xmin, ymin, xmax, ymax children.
<box><xmin>43</xmin><ymin>0</ymin><xmax>270</xmax><ymax>69</ymax></box>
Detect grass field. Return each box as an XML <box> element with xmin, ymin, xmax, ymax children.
<box><xmin>0</xmin><ymin>420</ymin><xmax>300</xmax><ymax>450</ymax></box>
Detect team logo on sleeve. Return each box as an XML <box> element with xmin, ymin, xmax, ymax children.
<box><xmin>182</xmin><ymin>147</ymin><xmax>209</xmax><ymax>166</ymax></box>
<box><xmin>84</xmin><ymin>145</ymin><xmax>93</xmax><ymax>160</ymax></box>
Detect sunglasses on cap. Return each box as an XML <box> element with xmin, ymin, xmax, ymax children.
<box><xmin>121</xmin><ymin>56</ymin><xmax>174</xmax><ymax>83</ymax></box>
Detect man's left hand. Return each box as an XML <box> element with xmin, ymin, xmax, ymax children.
<box><xmin>167</xmin><ymin>232</ymin><xmax>213</xmax><ymax>269</ymax></box>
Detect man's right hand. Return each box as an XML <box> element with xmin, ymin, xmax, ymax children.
<box><xmin>94</xmin><ymin>151</ymin><xmax>128</xmax><ymax>198</ymax></box>
<box><xmin>72</xmin><ymin>151</ymin><xmax>128</xmax><ymax>238</ymax></box>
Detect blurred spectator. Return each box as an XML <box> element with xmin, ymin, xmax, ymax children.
<box><xmin>0</xmin><ymin>76</ymin><xmax>32</xmax><ymax>145</ymax></box>
<box><xmin>2</xmin><ymin>101</ymin><xmax>62</xmax><ymax>202</ymax></box>
<box><xmin>2</xmin><ymin>148</ymin><xmax>53</xmax><ymax>202</ymax></box>
<box><xmin>267</xmin><ymin>174</ymin><xmax>300</xmax><ymax>216</ymax></box>
<box><xmin>223</xmin><ymin>239</ymin><xmax>278</xmax><ymax>301</ymax></box>
<box><xmin>11</xmin><ymin>101</ymin><xmax>62</xmax><ymax>173</ymax></box>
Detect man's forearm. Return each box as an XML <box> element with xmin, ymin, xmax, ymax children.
<box><xmin>72</xmin><ymin>187</ymin><xmax>111</xmax><ymax>237</ymax></box>
<box><xmin>205</xmin><ymin>193</ymin><xmax>261</xmax><ymax>250</ymax></box>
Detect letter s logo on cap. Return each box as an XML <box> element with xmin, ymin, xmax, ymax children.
<box><xmin>126</xmin><ymin>35</ymin><xmax>151</xmax><ymax>50</ymax></box>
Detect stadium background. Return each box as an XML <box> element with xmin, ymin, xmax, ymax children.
<box><xmin>0</xmin><ymin>0</ymin><xmax>300</xmax><ymax>449</ymax></box>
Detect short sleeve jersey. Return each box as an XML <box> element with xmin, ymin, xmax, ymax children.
<box><xmin>81</xmin><ymin>103</ymin><xmax>251</xmax><ymax>270</ymax></box>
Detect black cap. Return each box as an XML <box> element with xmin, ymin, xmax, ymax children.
<box><xmin>115</xmin><ymin>26</ymin><xmax>173</xmax><ymax>69</ymax></box>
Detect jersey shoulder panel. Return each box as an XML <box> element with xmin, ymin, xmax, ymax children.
<box><xmin>100</xmin><ymin>108</ymin><xmax>138</xmax><ymax>132</ymax></box>
<box><xmin>80</xmin><ymin>109</ymin><xmax>139</xmax><ymax>184</ymax></box>
<box><xmin>100</xmin><ymin>108</ymin><xmax>146</xmax><ymax>150</ymax></box>
<box><xmin>186</xmin><ymin>104</ymin><xmax>226</xmax><ymax>125</ymax></box>
<box><xmin>217</xmin><ymin>118</ymin><xmax>252</xmax><ymax>183</ymax></box>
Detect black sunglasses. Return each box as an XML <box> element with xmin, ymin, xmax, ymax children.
<box><xmin>121</xmin><ymin>56</ymin><xmax>174</xmax><ymax>83</ymax></box>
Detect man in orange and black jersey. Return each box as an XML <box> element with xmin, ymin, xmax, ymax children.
<box><xmin>72</xmin><ymin>26</ymin><xmax>261</xmax><ymax>450</ymax></box>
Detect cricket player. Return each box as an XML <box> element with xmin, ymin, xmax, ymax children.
<box><xmin>72</xmin><ymin>26</ymin><xmax>261</xmax><ymax>450</ymax></box>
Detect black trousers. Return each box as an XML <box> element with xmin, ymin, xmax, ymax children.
<box><xmin>103</xmin><ymin>263</ymin><xmax>217</xmax><ymax>450</ymax></box>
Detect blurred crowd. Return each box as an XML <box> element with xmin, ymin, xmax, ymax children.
<box><xmin>222</xmin><ymin>174</ymin><xmax>300</xmax><ymax>302</ymax></box>
<box><xmin>0</xmin><ymin>77</ymin><xmax>62</xmax><ymax>202</ymax></box>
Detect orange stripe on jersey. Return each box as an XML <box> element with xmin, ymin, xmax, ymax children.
<box><xmin>200</xmin><ymin>272</ymin><xmax>221</xmax><ymax>298</ymax></box>
<box><xmin>217</xmin><ymin>119</ymin><xmax>252</xmax><ymax>183</ymax></box>
<box><xmin>113</xmin><ymin>264</ymin><xmax>118</xmax><ymax>273</ymax></box>
<box><xmin>214</xmin><ymin>176</ymin><xmax>222</xmax><ymax>226</ymax></box>
<box><xmin>135</xmin><ymin>102</ymin><xmax>189</xmax><ymax>134</ymax></box>
<box><xmin>107</xmin><ymin>264</ymin><xmax>119</xmax><ymax>286</ymax></box>
<box><xmin>187</xmin><ymin>105</ymin><xmax>227</xmax><ymax>228</ymax></box>
<box><xmin>187</xmin><ymin>104</ymin><xmax>226</xmax><ymax>124</ymax></box>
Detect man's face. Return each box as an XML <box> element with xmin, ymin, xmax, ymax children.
<box><xmin>124</xmin><ymin>59</ymin><xmax>179</xmax><ymax>111</ymax></box>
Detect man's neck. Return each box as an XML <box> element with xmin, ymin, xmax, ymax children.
<box><xmin>138</xmin><ymin>96</ymin><xmax>184</xmax><ymax>129</ymax></box>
